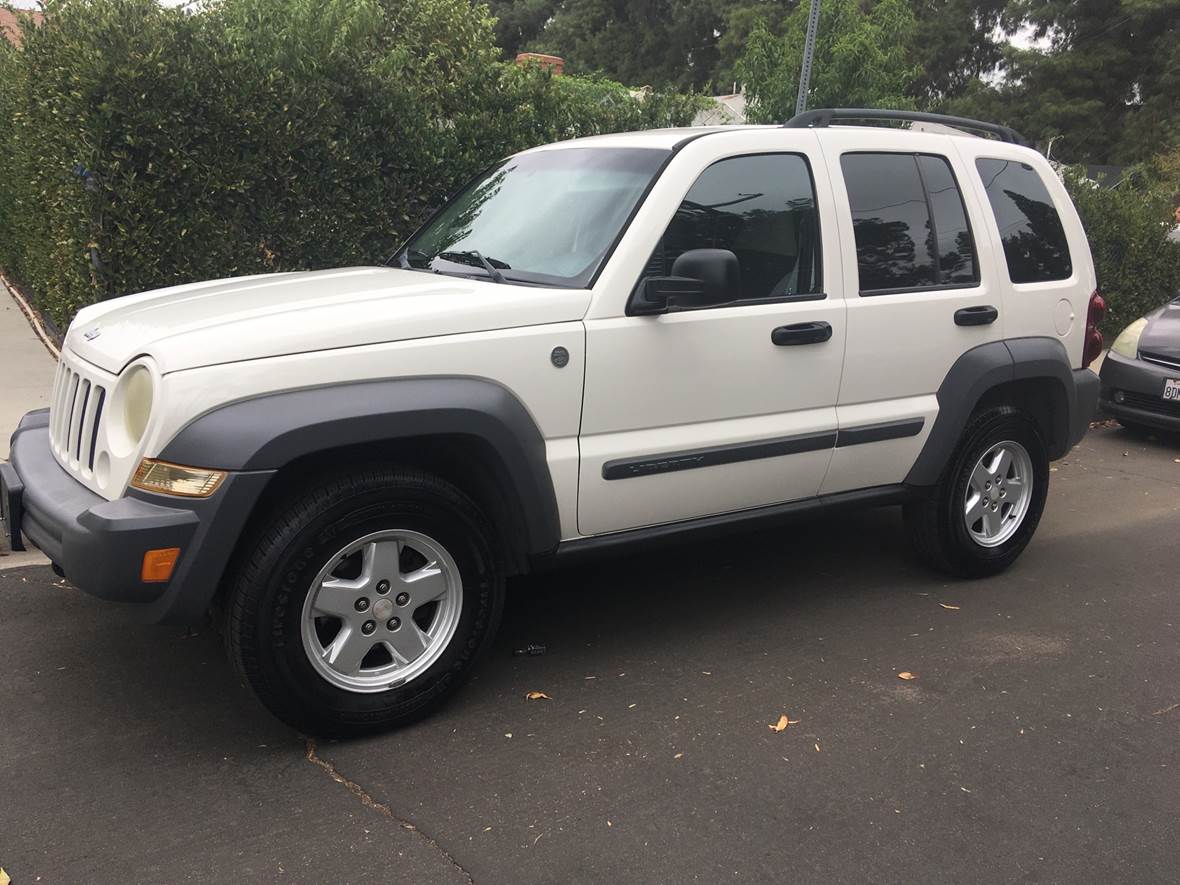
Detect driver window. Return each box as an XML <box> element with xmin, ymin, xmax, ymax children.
<box><xmin>643</xmin><ymin>153</ymin><xmax>823</xmax><ymax>302</ymax></box>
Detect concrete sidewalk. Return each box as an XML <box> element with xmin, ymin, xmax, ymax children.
<box><xmin>1</xmin><ymin>276</ymin><xmax>56</xmax><ymax>568</ymax></box>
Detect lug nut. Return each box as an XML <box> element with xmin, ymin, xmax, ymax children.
<box><xmin>361</xmin><ymin>620</ymin><xmax>376</xmax><ymax>635</ymax></box>
<box><xmin>354</xmin><ymin>597</ymin><xmax>370</xmax><ymax>612</ymax></box>
<box><xmin>395</xmin><ymin>592</ymin><xmax>410</xmax><ymax>606</ymax></box>
<box><xmin>376</xmin><ymin>580</ymin><xmax>390</xmax><ymax>594</ymax></box>
<box><xmin>387</xmin><ymin>617</ymin><xmax>400</xmax><ymax>631</ymax></box>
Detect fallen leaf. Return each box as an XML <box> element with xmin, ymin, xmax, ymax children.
<box><xmin>768</xmin><ymin>714</ymin><xmax>798</xmax><ymax>732</ymax></box>
<box><xmin>939</xmin><ymin>603</ymin><xmax>960</xmax><ymax>610</ymax></box>
<box><xmin>814</xmin><ymin>743</ymin><xmax>821</xmax><ymax>752</ymax></box>
<box><xmin>0</xmin><ymin>867</ymin><xmax>8</xmax><ymax>885</ymax></box>
<box><xmin>483</xmin><ymin>826</ymin><xmax>493</xmax><ymax>832</ymax></box>
<box><xmin>504</xmin><ymin>733</ymin><xmax>513</xmax><ymax>738</ymax></box>
<box><xmin>607</xmin><ymin>820</ymin><xmax>613</xmax><ymax>827</ymax></box>
<box><xmin>525</xmin><ymin>690</ymin><xmax>551</xmax><ymax>701</ymax></box>
<box><xmin>898</xmin><ymin>671</ymin><xmax>917</xmax><ymax>680</ymax></box>
<box><xmin>674</xmin><ymin>752</ymin><xmax>684</xmax><ymax>759</ymax></box>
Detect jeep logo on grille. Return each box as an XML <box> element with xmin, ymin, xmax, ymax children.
<box><xmin>83</xmin><ymin>327</ymin><xmax>101</xmax><ymax>341</ymax></box>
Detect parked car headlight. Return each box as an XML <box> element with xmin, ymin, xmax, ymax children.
<box><xmin>1110</xmin><ymin>317</ymin><xmax>1148</xmax><ymax>359</ymax></box>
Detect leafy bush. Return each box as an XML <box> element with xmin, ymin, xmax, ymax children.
<box><xmin>0</xmin><ymin>0</ymin><xmax>704</xmax><ymax>327</ymax></box>
<box><xmin>1063</xmin><ymin>168</ymin><xmax>1180</xmax><ymax>335</ymax></box>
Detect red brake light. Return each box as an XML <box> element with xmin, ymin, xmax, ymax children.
<box><xmin>1082</xmin><ymin>289</ymin><xmax>1105</xmax><ymax>369</ymax></box>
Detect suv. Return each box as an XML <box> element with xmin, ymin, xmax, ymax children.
<box><xmin>1</xmin><ymin>109</ymin><xmax>1101</xmax><ymax>735</ymax></box>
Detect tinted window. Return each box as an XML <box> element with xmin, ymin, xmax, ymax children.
<box><xmin>645</xmin><ymin>153</ymin><xmax>821</xmax><ymax>301</ymax></box>
<box><xmin>841</xmin><ymin>153</ymin><xmax>978</xmax><ymax>293</ymax></box>
<box><xmin>918</xmin><ymin>155</ymin><xmax>977</xmax><ymax>284</ymax></box>
<box><xmin>975</xmin><ymin>157</ymin><xmax>1072</xmax><ymax>283</ymax></box>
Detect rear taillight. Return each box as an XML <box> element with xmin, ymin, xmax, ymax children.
<box><xmin>1082</xmin><ymin>289</ymin><xmax>1105</xmax><ymax>369</ymax></box>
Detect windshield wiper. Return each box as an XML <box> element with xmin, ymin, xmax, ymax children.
<box><xmin>436</xmin><ymin>250</ymin><xmax>509</xmax><ymax>284</ymax></box>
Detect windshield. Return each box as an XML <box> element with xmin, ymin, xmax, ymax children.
<box><xmin>397</xmin><ymin>147</ymin><xmax>669</xmax><ymax>288</ymax></box>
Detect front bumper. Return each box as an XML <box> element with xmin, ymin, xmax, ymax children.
<box><xmin>1099</xmin><ymin>352</ymin><xmax>1180</xmax><ymax>431</ymax></box>
<box><xmin>3</xmin><ymin>410</ymin><xmax>274</xmax><ymax>624</ymax></box>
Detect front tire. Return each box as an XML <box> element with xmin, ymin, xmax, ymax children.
<box><xmin>223</xmin><ymin>467</ymin><xmax>504</xmax><ymax>736</ymax></box>
<box><xmin>904</xmin><ymin>407</ymin><xmax>1049</xmax><ymax>578</ymax></box>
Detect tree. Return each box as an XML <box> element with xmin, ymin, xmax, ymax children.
<box><xmin>487</xmin><ymin>0</ymin><xmax>556</xmax><ymax>58</ymax></box>
<box><xmin>524</xmin><ymin>0</ymin><xmax>725</xmax><ymax>91</ymax></box>
<box><xmin>907</xmin><ymin>0</ymin><xmax>1007</xmax><ymax>105</ymax></box>
<box><xmin>735</xmin><ymin>0</ymin><xmax>921</xmax><ymax>123</ymax></box>
<box><xmin>945</xmin><ymin>0</ymin><xmax>1180</xmax><ymax>164</ymax></box>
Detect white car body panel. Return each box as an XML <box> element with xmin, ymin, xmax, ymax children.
<box><xmin>66</xmin><ymin>267</ymin><xmax>590</xmax><ymax>375</ymax></box>
<box><xmin>578</xmin><ymin>128</ymin><xmax>848</xmax><ymax>534</ymax></box>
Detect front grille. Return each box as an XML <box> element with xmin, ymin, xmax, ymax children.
<box><xmin>49</xmin><ymin>356</ymin><xmax>109</xmax><ymax>473</ymax></box>
<box><xmin>1140</xmin><ymin>351</ymin><xmax>1180</xmax><ymax>372</ymax></box>
<box><xmin>1120</xmin><ymin>390</ymin><xmax>1180</xmax><ymax>418</ymax></box>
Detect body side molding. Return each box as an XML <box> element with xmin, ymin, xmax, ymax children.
<box><xmin>160</xmin><ymin>377</ymin><xmax>562</xmax><ymax>556</ymax></box>
<box><xmin>601</xmin><ymin>418</ymin><xmax>927</xmax><ymax>482</ymax></box>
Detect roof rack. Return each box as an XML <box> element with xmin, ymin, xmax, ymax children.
<box><xmin>784</xmin><ymin>108</ymin><xmax>1032</xmax><ymax>148</ymax></box>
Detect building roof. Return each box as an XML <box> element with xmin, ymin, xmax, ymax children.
<box><xmin>0</xmin><ymin>7</ymin><xmax>44</xmax><ymax>46</ymax></box>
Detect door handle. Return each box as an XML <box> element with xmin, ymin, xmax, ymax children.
<box><xmin>771</xmin><ymin>321</ymin><xmax>832</xmax><ymax>346</ymax></box>
<box><xmin>954</xmin><ymin>305</ymin><xmax>999</xmax><ymax>326</ymax></box>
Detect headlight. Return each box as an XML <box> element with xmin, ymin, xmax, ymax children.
<box><xmin>107</xmin><ymin>361</ymin><xmax>156</xmax><ymax>457</ymax></box>
<box><xmin>1110</xmin><ymin>317</ymin><xmax>1148</xmax><ymax>359</ymax></box>
<box><xmin>122</xmin><ymin>364</ymin><xmax>154</xmax><ymax>443</ymax></box>
<box><xmin>131</xmin><ymin>459</ymin><xmax>227</xmax><ymax>497</ymax></box>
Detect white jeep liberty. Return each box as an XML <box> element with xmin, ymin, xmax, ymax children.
<box><xmin>1</xmin><ymin>109</ymin><xmax>1102</xmax><ymax>735</ymax></box>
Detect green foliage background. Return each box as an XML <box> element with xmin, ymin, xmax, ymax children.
<box><xmin>0</xmin><ymin>0</ymin><xmax>704</xmax><ymax>326</ymax></box>
<box><xmin>1064</xmin><ymin>171</ymin><xmax>1180</xmax><ymax>335</ymax></box>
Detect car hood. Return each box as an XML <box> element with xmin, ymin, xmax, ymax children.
<box><xmin>1139</xmin><ymin>296</ymin><xmax>1180</xmax><ymax>361</ymax></box>
<box><xmin>65</xmin><ymin>267</ymin><xmax>591</xmax><ymax>374</ymax></box>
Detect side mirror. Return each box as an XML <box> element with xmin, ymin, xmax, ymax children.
<box><xmin>629</xmin><ymin>276</ymin><xmax>705</xmax><ymax>316</ymax></box>
<box><xmin>627</xmin><ymin>248</ymin><xmax>741</xmax><ymax>316</ymax></box>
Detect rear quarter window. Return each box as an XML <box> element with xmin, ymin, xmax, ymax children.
<box><xmin>975</xmin><ymin>157</ymin><xmax>1072</xmax><ymax>283</ymax></box>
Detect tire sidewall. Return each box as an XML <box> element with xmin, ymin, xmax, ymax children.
<box><xmin>251</xmin><ymin>478</ymin><xmax>501</xmax><ymax>732</ymax></box>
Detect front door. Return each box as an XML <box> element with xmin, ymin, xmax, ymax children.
<box><xmin>577</xmin><ymin>139</ymin><xmax>848</xmax><ymax>536</ymax></box>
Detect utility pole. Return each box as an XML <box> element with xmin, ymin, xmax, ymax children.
<box><xmin>794</xmin><ymin>0</ymin><xmax>821</xmax><ymax>116</ymax></box>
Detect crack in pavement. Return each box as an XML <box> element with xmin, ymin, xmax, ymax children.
<box><xmin>304</xmin><ymin>737</ymin><xmax>475</xmax><ymax>884</ymax></box>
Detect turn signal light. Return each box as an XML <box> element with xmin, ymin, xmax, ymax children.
<box><xmin>141</xmin><ymin>547</ymin><xmax>180</xmax><ymax>583</ymax></box>
<box><xmin>131</xmin><ymin>459</ymin><xmax>226</xmax><ymax>497</ymax></box>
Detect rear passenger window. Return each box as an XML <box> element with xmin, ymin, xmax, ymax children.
<box><xmin>975</xmin><ymin>157</ymin><xmax>1072</xmax><ymax>283</ymax></box>
<box><xmin>646</xmin><ymin>153</ymin><xmax>822</xmax><ymax>302</ymax></box>
<box><xmin>841</xmin><ymin>153</ymin><xmax>978</xmax><ymax>294</ymax></box>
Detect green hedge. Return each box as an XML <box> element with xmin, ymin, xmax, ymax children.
<box><xmin>1063</xmin><ymin>168</ymin><xmax>1180</xmax><ymax>335</ymax></box>
<box><xmin>0</xmin><ymin>0</ymin><xmax>704</xmax><ymax>327</ymax></box>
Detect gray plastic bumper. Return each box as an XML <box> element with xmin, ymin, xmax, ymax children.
<box><xmin>1099</xmin><ymin>352</ymin><xmax>1180</xmax><ymax>431</ymax></box>
<box><xmin>4</xmin><ymin>410</ymin><xmax>274</xmax><ymax>624</ymax></box>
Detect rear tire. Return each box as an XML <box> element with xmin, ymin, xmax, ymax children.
<box><xmin>904</xmin><ymin>407</ymin><xmax>1049</xmax><ymax>578</ymax></box>
<box><xmin>223</xmin><ymin>466</ymin><xmax>504</xmax><ymax>737</ymax></box>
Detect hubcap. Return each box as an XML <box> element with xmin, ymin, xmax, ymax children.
<box><xmin>300</xmin><ymin>529</ymin><xmax>463</xmax><ymax>693</ymax></box>
<box><xmin>964</xmin><ymin>440</ymin><xmax>1033</xmax><ymax>548</ymax></box>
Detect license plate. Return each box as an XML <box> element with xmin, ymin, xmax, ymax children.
<box><xmin>1165</xmin><ymin>379</ymin><xmax>1180</xmax><ymax>402</ymax></box>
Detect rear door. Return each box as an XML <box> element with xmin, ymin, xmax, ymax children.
<box><xmin>816</xmin><ymin>130</ymin><xmax>1005</xmax><ymax>494</ymax></box>
<box><xmin>577</xmin><ymin>131</ymin><xmax>847</xmax><ymax>536</ymax></box>
<box><xmin>954</xmin><ymin>140</ymin><xmax>1094</xmax><ymax>368</ymax></box>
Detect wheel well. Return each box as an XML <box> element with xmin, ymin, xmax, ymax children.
<box><xmin>239</xmin><ymin>435</ymin><xmax>533</xmax><ymax>575</ymax></box>
<box><xmin>975</xmin><ymin>377</ymin><xmax>1070</xmax><ymax>458</ymax></box>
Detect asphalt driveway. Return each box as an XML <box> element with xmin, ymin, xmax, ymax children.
<box><xmin>2</xmin><ymin>424</ymin><xmax>1178</xmax><ymax>884</ymax></box>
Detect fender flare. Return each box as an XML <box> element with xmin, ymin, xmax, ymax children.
<box><xmin>905</xmin><ymin>337</ymin><xmax>1086</xmax><ymax>487</ymax></box>
<box><xmin>160</xmin><ymin>376</ymin><xmax>562</xmax><ymax>556</ymax></box>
